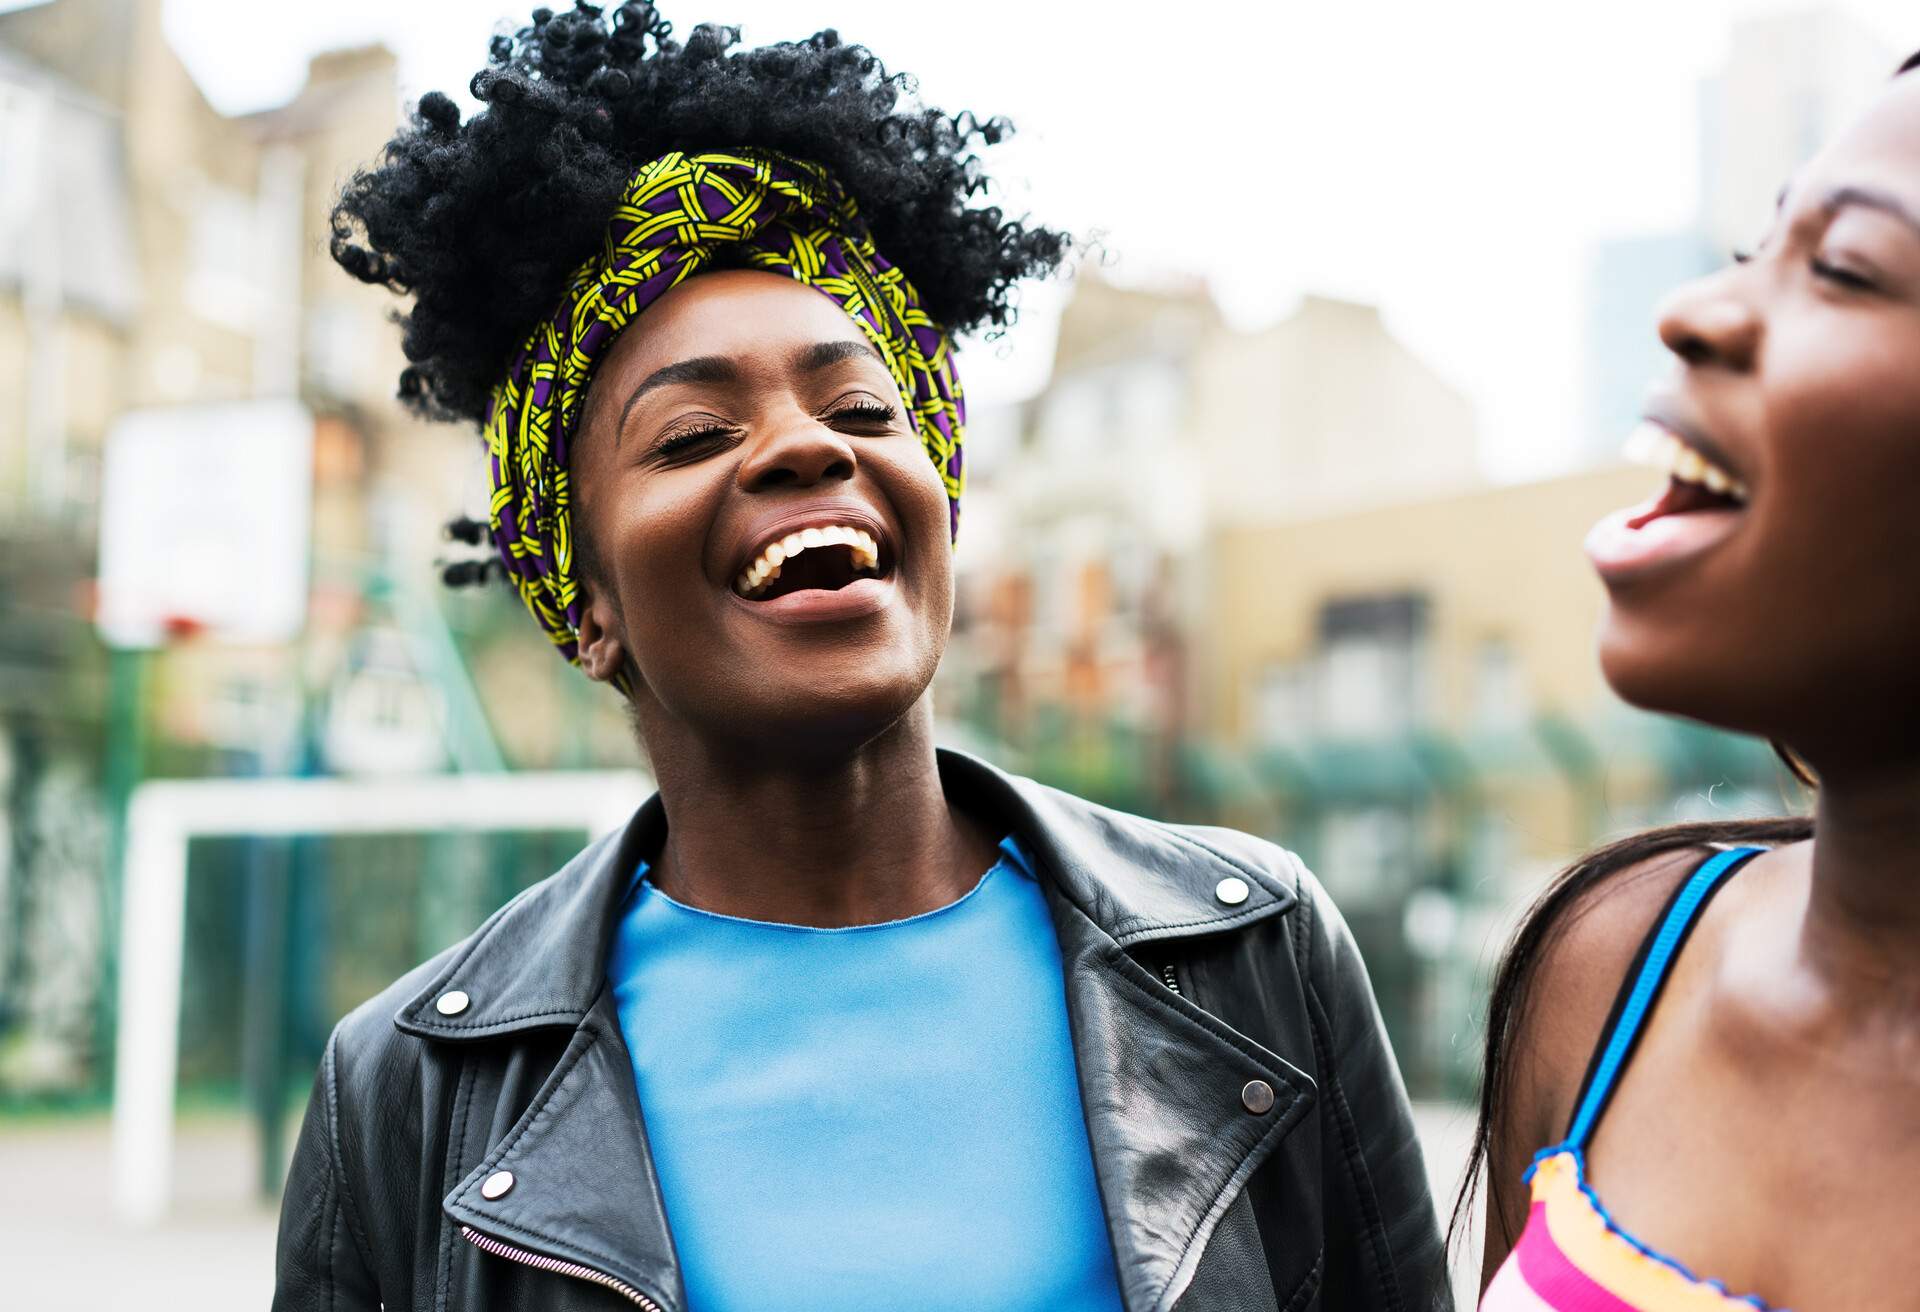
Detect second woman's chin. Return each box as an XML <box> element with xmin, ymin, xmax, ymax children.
<box><xmin>1595</xmin><ymin>610</ymin><xmax>1782</xmax><ymax>744</ymax></box>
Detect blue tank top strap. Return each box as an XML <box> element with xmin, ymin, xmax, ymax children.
<box><xmin>1560</xmin><ymin>844</ymin><xmax>1768</xmax><ymax>1152</ymax></box>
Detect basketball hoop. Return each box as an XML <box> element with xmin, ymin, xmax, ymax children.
<box><xmin>158</xmin><ymin>615</ymin><xmax>207</xmax><ymax>642</ymax></box>
<box><xmin>96</xmin><ymin>400</ymin><xmax>313</xmax><ymax>650</ymax></box>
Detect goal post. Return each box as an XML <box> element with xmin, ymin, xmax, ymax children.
<box><xmin>110</xmin><ymin>770</ymin><xmax>649</xmax><ymax>1224</ymax></box>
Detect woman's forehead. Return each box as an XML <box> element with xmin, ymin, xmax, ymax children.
<box><xmin>616</xmin><ymin>269</ymin><xmax>872</xmax><ymax>376</ymax></box>
<box><xmin>1803</xmin><ymin>72</ymin><xmax>1920</xmax><ymax>190</ymax></box>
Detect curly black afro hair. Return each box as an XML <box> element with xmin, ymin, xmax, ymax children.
<box><xmin>331</xmin><ymin>2</ymin><xmax>1069</xmax><ymax>427</ymax></box>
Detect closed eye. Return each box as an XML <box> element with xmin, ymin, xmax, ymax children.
<box><xmin>824</xmin><ymin>400</ymin><xmax>899</xmax><ymax>429</ymax></box>
<box><xmin>1811</xmin><ymin>258</ymin><xmax>1875</xmax><ymax>292</ymax></box>
<box><xmin>1729</xmin><ymin>245</ymin><xmax>1877</xmax><ymax>293</ymax></box>
<box><xmin>653</xmin><ymin>422</ymin><xmax>738</xmax><ymax>458</ymax></box>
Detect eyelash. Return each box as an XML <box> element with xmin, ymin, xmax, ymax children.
<box><xmin>829</xmin><ymin>400</ymin><xmax>898</xmax><ymax>426</ymax></box>
<box><xmin>651</xmin><ymin>401</ymin><xmax>899</xmax><ymax>458</ymax></box>
<box><xmin>1811</xmin><ymin>258</ymin><xmax>1874</xmax><ymax>291</ymax></box>
<box><xmin>1730</xmin><ymin>246</ymin><xmax>1874</xmax><ymax>292</ymax></box>
<box><xmin>655</xmin><ymin>422</ymin><xmax>735</xmax><ymax>456</ymax></box>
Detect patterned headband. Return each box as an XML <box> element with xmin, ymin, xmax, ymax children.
<box><xmin>482</xmin><ymin>149</ymin><xmax>965</xmax><ymax>671</ymax></box>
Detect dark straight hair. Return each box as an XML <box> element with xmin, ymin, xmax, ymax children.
<box><xmin>1447</xmin><ymin>812</ymin><xmax>1814</xmax><ymax>1259</ymax></box>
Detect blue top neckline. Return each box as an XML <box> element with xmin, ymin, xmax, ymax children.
<box><xmin>621</xmin><ymin>834</ymin><xmax>1033</xmax><ymax>935</ymax></box>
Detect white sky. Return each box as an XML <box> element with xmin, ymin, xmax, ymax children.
<box><xmin>70</xmin><ymin>2</ymin><xmax>1920</xmax><ymax>476</ymax></box>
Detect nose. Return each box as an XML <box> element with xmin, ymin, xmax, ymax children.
<box><xmin>1656</xmin><ymin>267</ymin><xmax>1763</xmax><ymax>371</ymax></box>
<box><xmin>736</xmin><ymin>410</ymin><xmax>857</xmax><ymax>493</ymax></box>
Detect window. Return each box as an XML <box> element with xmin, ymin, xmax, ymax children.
<box><xmin>1117</xmin><ymin>364</ymin><xmax>1182</xmax><ymax>449</ymax></box>
<box><xmin>1253</xmin><ymin>662</ymin><xmax>1310</xmax><ymax>745</ymax></box>
<box><xmin>1471</xmin><ymin>638</ymin><xmax>1527</xmax><ymax>732</ymax></box>
<box><xmin>1314</xmin><ymin>593</ymin><xmax>1430</xmax><ymax>737</ymax></box>
<box><xmin>1320</xmin><ymin>806</ymin><xmax>1413</xmax><ymax>907</ymax></box>
<box><xmin>1036</xmin><ymin>381</ymin><xmax>1102</xmax><ymax>460</ymax></box>
<box><xmin>186</xmin><ymin>184</ymin><xmax>261</xmax><ymax>332</ymax></box>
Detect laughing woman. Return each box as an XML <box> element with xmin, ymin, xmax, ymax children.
<box><xmin>271</xmin><ymin>6</ymin><xmax>1445</xmax><ymax>1311</ymax></box>
<box><xmin>1467</xmin><ymin>53</ymin><xmax>1920</xmax><ymax>1312</ymax></box>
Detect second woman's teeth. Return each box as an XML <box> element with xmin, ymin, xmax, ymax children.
<box><xmin>1622</xmin><ymin>422</ymin><xmax>1749</xmax><ymax>503</ymax></box>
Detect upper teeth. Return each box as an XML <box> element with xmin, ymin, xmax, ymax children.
<box><xmin>735</xmin><ymin>524</ymin><xmax>881</xmax><ymax>598</ymax></box>
<box><xmin>1622</xmin><ymin>423</ymin><xmax>1749</xmax><ymax>503</ymax></box>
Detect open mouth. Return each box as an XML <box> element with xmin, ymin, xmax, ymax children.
<box><xmin>1621</xmin><ymin>421</ymin><xmax>1749</xmax><ymax>524</ymax></box>
<box><xmin>733</xmin><ymin>524</ymin><xmax>887</xmax><ymax>602</ymax></box>
<box><xmin>1586</xmin><ymin>421</ymin><xmax>1750</xmax><ymax>582</ymax></box>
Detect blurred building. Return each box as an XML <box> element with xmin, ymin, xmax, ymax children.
<box><xmin>1189</xmin><ymin>295</ymin><xmax>1479</xmax><ymax>527</ymax></box>
<box><xmin>0</xmin><ymin>0</ymin><xmax>1821</xmax><ymax>1123</ymax></box>
<box><xmin>945</xmin><ymin>268</ymin><xmax>1799</xmax><ymax>1097</ymax></box>
<box><xmin>937</xmin><ymin>277</ymin><xmax>1217</xmax><ymax>802</ymax></box>
<box><xmin>1203</xmin><ymin>464</ymin><xmax>1795</xmax><ymax>1090</ymax></box>
<box><xmin>941</xmin><ymin>274</ymin><xmax>1478</xmax><ymax>814</ymax></box>
<box><xmin>1581</xmin><ymin>7</ymin><xmax>1897</xmax><ymax>461</ymax></box>
<box><xmin>0</xmin><ymin>0</ymin><xmax>624</xmax><ymax>1105</ymax></box>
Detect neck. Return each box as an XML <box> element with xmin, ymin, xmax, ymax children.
<box><xmin>640</xmin><ymin>701</ymin><xmax>997</xmax><ymax>927</ymax></box>
<box><xmin>1798</xmin><ymin>750</ymin><xmax>1920</xmax><ymax>999</ymax></box>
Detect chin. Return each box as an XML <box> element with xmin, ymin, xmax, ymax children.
<box><xmin>730</xmin><ymin>659</ymin><xmax>937</xmax><ymax>750</ymax></box>
<box><xmin>1596</xmin><ymin>616</ymin><xmax>1772</xmax><ymax>740</ymax></box>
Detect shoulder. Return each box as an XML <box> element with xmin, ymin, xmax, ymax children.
<box><xmin>282</xmin><ymin>938</ymin><xmax>472</xmax><ymax>1264</ymax></box>
<box><xmin>969</xmin><ymin>755</ymin><xmax>1307</xmax><ymax>919</ymax></box>
<box><xmin>1168</xmin><ymin>822</ymin><xmax>1336</xmax><ymax>952</ymax></box>
<box><xmin>995</xmin><ymin>757</ymin><xmax>1310</xmax><ymax>894</ymax></box>
<box><xmin>1500</xmin><ymin>841</ymin><xmax>1711</xmax><ymax>1154</ymax></box>
<box><xmin>325</xmin><ymin>861</ymin><xmax>559</xmax><ymax>1092</ymax></box>
<box><xmin>325</xmin><ymin>936</ymin><xmax>472</xmax><ymax>1106</ymax></box>
<box><xmin>1157</xmin><ymin>823</ymin><xmax>1378</xmax><ymax>1035</ymax></box>
<box><xmin>1165</xmin><ymin>820</ymin><xmax>1312</xmax><ymax>892</ymax></box>
<box><xmin>1174</xmin><ymin>824</ymin><xmax>1395</xmax><ymax>1037</ymax></box>
<box><xmin>1471</xmin><ymin>838</ymin><xmax>1714</xmax><ymax>1274</ymax></box>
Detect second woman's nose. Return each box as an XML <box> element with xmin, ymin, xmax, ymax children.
<box><xmin>1656</xmin><ymin>268</ymin><xmax>1764</xmax><ymax>372</ymax></box>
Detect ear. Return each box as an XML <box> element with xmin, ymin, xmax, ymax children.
<box><xmin>575</xmin><ymin>579</ymin><xmax>630</xmax><ymax>686</ymax></box>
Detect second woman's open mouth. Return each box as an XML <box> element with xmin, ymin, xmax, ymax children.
<box><xmin>1585</xmin><ymin>420</ymin><xmax>1751</xmax><ymax>584</ymax></box>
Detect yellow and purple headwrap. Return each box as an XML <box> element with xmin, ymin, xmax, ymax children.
<box><xmin>484</xmin><ymin>148</ymin><xmax>965</xmax><ymax>666</ymax></box>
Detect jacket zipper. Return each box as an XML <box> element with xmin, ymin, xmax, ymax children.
<box><xmin>1159</xmin><ymin>960</ymin><xmax>1181</xmax><ymax>995</ymax></box>
<box><xmin>461</xmin><ymin>1225</ymin><xmax>665</xmax><ymax>1310</ymax></box>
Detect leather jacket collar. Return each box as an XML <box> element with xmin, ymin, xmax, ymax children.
<box><xmin>392</xmin><ymin>749</ymin><xmax>1317</xmax><ymax>1312</ymax></box>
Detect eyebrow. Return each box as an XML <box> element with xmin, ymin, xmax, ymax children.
<box><xmin>615</xmin><ymin>355</ymin><xmax>739</xmax><ymax>445</ymax></box>
<box><xmin>613</xmin><ymin>338</ymin><xmax>887</xmax><ymax>444</ymax></box>
<box><xmin>1819</xmin><ymin>184</ymin><xmax>1920</xmax><ymax>239</ymax></box>
<box><xmin>796</xmin><ymin>338</ymin><xmax>887</xmax><ymax>372</ymax></box>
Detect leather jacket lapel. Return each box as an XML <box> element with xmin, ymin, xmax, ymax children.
<box><xmin>442</xmin><ymin>994</ymin><xmax>686</xmax><ymax>1311</ymax></box>
<box><xmin>955</xmin><ymin>753</ymin><xmax>1317</xmax><ymax>1312</ymax></box>
<box><xmin>1174</xmin><ymin>1194</ymin><xmax>1283</xmax><ymax>1312</ymax></box>
<box><xmin>1049</xmin><ymin>889</ymin><xmax>1312</xmax><ymax>1312</ymax></box>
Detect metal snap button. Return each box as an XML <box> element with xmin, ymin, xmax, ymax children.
<box><xmin>481</xmin><ymin>1170</ymin><xmax>515</xmax><ymax>1200</ymax></box>
<box><xmin>1241</xmin><ymin>1079</ymin><xmax>1276</xmax><ymax>1115</ymax></box>
<box><xmin>436</xmin><ymin>990</ymin><xmax>471</xmax><ymax>1016</ymax></box>
<box><xmin>1214</xmin><ymin>877</ymin><xmax>1250</xmax><ymax>907</ymax></box>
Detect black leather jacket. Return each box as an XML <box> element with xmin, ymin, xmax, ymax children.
<box><xmin>273</xmin><ymin>751</ymin><xmax>1449</xmax><ymax>1311</ymax></box>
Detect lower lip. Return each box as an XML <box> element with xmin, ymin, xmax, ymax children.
<box><xmin>1584</xmin><ymin>497</ymin><xmax>1743</xmax><ymax>583</ymax></box>
<box><xmin>729</xmin><ymin>575</ymin><xmax>896</xmax><ymax>625</ymax></box>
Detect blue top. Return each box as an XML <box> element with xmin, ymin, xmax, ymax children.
<box><xmin>607</xmin><ymin>836</ymin><xmax>1124</xmax><ymax>1312</ymax></box>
